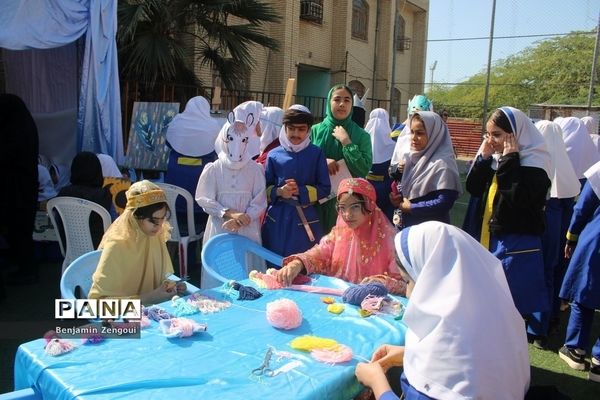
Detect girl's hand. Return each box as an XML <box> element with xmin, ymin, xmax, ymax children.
<box><xmin>234</xmin><ymin>213</ymin><xmax>251</xmax><ymax>227</ymax></box>
<box><xmin>399</xmin><ymin>198</ymin><xmax>412</xmax><ymax>213</ymax></box>
<box><xmin>355</xmin><ymin>362</ymin><xmax>391</xmax><ymax>398</ymax></box>
<box><xmin>389</xmin><ymin>192</ymin><xmax>402</xmax><ymax>207</ymax></box>
<box><xmin>480</xmin><ymin>137</ymin><xmax>495</xmax><ymax>159</ymax></box>
<box><xmin>332</xmin><ymin>126</ymin><xmax>351</xmax><ymax>146</ymax></box>
<box><xmin>279</xmin><ymin>179</ymin><xmax>299</xmax><ymax>198</ymax></box>
<box><xmin>222</xmin><ymin>218</ymin><xmax>240</xmax><ymax>232</ymax></box>
<box><xmin>370</xmin><ymin>344</ymin><xmax>405</xmax><ymax>370</ymax></box>
<box><xmin>175</xmin><ymin>281</ymin><xmax>187</xmax><ymax>294</ymax></box>
<box><xmin>326</xmin><ymin>158</ymin><xmax>339</xmax><ymax>175</ymax></box>
<box><xmin>276</xmin><ymin>259</ymin><xmax>304</xmax><ymax>286</ymax></box>
<box><xmin>503</xmin><ymin>133</ymin><xmax>519</xmax><ymax>156</ymax></box>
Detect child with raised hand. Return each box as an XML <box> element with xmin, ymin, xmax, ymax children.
<box><xmin>262</xmin><ymin>105</ymin><xmax>330</xmax><ymax>258</ymax></box>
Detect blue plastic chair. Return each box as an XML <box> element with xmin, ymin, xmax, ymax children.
<box><xmin>60</xmin><ymin>249</ymin><xmax>200</xmax><ymax>299</ymax></box>
<box><xmin>0</xmin><ymin>388</ymin><xmax>40</xmax><ymax>400</ymax></box>
<box><xmin>201</xmin><ymin>233</ymin><xmax>283</xmax><ymax>286</ymax></box>
<box><xmin>60</xmin><ymin>250</ymin><xmax>102</xmax><ymax>299</ymax></box>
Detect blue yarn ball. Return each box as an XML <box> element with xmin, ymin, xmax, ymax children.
<box><xmin>342</xmin><ymin>282</ymin><xmax>388</xmax><ymax>305</ymax></box>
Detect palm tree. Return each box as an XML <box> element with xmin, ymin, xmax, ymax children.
<box><xmin>117</xmin><ymin>0</ymin><xmax>280</xmax><ymax>89</ymax></box>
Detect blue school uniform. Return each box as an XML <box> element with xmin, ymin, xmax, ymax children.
<box><xmin>262</xmin><ymin>144</ymin><xmax>330</xmax><ymax>258</ymax></box>
<box><xmin>367</xmin><ymin>160</ymin><xmax>395</xmax><ymax>222</ymax></box>
<box><xmin>164</xmin><ymin>145</ymin><xmax>217</xmax><ymax>231</ymax></box>
<box><xmin>560</xmin><ymin>182</ymin><xmax>600</xmax><ymax>309</ymax></box>
<box><xmin>402</xmin><ymin>189</ymin><xmax>459</xmax><ymax>229</ymax></box>
<box><xmin>559</xmin><ymin>181</ymin><xmax>600</xmax><ymax>357</ymax></box>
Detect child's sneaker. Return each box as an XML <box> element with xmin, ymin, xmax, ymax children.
<box><xmin>589</xmin><ymin>358</ymin><xmax>600</xmax><ymax>383</ymax></box>
<box><xmin>558</xmin><ymin>345</ymin><xmax>586</xmax><ymax>370</ymax></box>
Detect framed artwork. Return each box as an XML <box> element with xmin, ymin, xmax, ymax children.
<box><xmin>124</xmin><ymin>102</ymin><xmax>179</xmax><ymax>170</ymax></box>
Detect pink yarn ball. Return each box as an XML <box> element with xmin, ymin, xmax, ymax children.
<box><xmin>266</xmin><ymin>298</ymin><xmax>303</xmax><ymax>330</ymax></box>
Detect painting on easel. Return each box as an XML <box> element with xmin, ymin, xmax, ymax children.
<box><xmin>124</xmin><ymin>102</ymin><xmax>180</xmax><ymax>170</ymax></box>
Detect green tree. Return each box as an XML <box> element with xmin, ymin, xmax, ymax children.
<box><xmin>429</xmin><ymin>31</ymin><xmax>599</xmax><ymax>119</ymax></box>
<box><xmin>117</xmin><ymin>0</ymin><xmax>280</xmax><ymax>88</ymax></box>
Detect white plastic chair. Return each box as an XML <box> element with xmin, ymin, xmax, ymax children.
<box><xmin>156</xmin><ymin>183</ymin><xmax>202</xmax><ymax>279</ymax></box>
<box><xmin>46</xmin><ymin>197</ymin><xmax>112</xmax><ymax>273</ymax></box>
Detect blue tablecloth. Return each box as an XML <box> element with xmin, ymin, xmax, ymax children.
<box><xmin>15</xmin><ymin>276</ymin><xmax>407</xmax><ymax>400</ymax></box>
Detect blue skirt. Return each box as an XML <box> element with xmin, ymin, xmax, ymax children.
<box><xmin>490</xmin><ymin>233</ymin><xmax>550</xmax><ymax>315</ymax></box>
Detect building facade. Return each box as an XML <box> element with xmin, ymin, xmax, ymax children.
<box><xmin>195</xmin><ymin>0</ymin><xmax>429</xmax><ymax>123</ymax></box>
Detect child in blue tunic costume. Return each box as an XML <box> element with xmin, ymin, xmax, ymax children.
<box><xmin>558</xmin><ymin>160</ymin><xmax>600</xmax><ymax>382</ymax></box>
<box><xmin>261</xmin><ymin>105</ymin><xmax>330</xmax><ymax>259</ymax></box>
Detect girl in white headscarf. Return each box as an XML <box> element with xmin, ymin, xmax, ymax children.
<box><xmin>365</xmin><ymin>108</ymin><xmax>397</xmax><ymax>221</ymax></box>
<box><xmin>355</xmin><ymin>221</ymin><xmax>530</xmax><ymax>400</ymax></box>
<box><xmin>580</xmin><ymin>115</ymin><xmax>600</xmax><ymax>155</ymax></box>
<box><xmin>195</xmin><ymin>110</ymin><xmax>267</xmax><ymax>288</ymax></box>
<box><xmin>555</xmin><ymin>117</ymin><xmax>599</xmax><ymax>184</ymax></box>
<box><xmin>466</xmin><ymin>106</ymin><xmax>551</xmax><ymax>317</ymax></box>
<box><xmin>165</xmin><ymin>96</ymin><xmax>221</xmax><ymax>227</ymax></box>
<box><xmin>526</xmin><ymin>121</ymin><xmax>581</xmax><ymax>347</ymax></box>
<box><xmin>558</xmin><ymin>161</ymin><xmax>600</xmax><ymax>378</ymax></box>
<box><xmin>389</xmin><ymin>111</ymin><xmax>462</xmax><ymax>229</ymax></box>
<box><xmin>256</xmin><ymin>106</ymin><xmax>284</xmax><ymax>166</ymax></box>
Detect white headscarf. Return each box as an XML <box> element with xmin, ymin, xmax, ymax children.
<box><xmin>234</xmin><ymin>101</ymin><xmax>264</xmax><ymax>158</ymax></box>
<box><xmin>214</xmin><ymin>112</ymin><xmax>253</xmax><ymax>170</ymax></box>
<box><xmin>259</xmin><ymin>106</ymin><xmax>284</xmax><ymax>152</ymax></box>
<box><xmin>365</xmin><ymin>108</ymin><xmax>396</xmax><ymax>164</ymax></box>
<box><xmin>535</xmin><ymin>121</ymin><xmax>580</xmax><ymax>199</ymax></box>
<box><xmin>395</xmin><ymin>111</ymin><xmax>462</xmax><ymax>200</ymax></box>
<box><xmin>165</xmin><ymin>96</ymin><xmax>220</xmax><ymax>157</ymax></box>
<box><xmin>395</xmin><ymin>222</ymin><xmax>530</xmax><ymax>400</ymax></box>
<box><xmin>581</xmin><ymin>116</ymin><xmax>598</xmax><ymax>136</ymax></box>
<box><xmin>498</xmin><ymin>107</ymin><xmax>552</xmax><ymax>178</ymax></box>
<box><xmin>38</xmin><ymin>164</ymin><xmax>57</xmax><ymax>201</ymax></box>
<box><xmin>584</xmin><ymin>160</ymin><xmax>600</xmax><ymax>199</ymax></box>
<box><xmin>96</xmin><ymin>153</ymin><xmax>122</xmax><ymax>178</ymax></box>
<box><xmin>555</xmin><ymin>117</ymin><xmax>600</xmax><ymax>179</ymax></box>
<box><xmin>278</xmin><ymin>104</ymin><xmax>312</xmax><ymax>153</ymax></box>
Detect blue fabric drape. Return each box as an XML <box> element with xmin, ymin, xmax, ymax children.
<box><xmin>0</xmin><ymin>0</ymin><xmax>124</xmax><ymax>164</ymax></box>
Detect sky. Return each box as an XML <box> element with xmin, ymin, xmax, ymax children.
<box><xmin>425</xmin><ymin>0</ymin><xmax>599</xmax><ymax>86</ymax></box>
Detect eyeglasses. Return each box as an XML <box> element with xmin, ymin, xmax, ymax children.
<box><xmin>483</xmin><ymin>132</ymin><xmax>506</xmax><ymax>142</ymax></box>
<box><xmin>335</xmin><ymin>202</ymin><xmax>364</xmax><ymax>215</ymax></box>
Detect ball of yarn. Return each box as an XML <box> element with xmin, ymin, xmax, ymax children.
<box><xmin>342</xmin><ymin>282</ymin><xmax>388</xmax><ymax>306</ymax></box>
<box><xmin>266</xmin><ymin>298</ymin><xmax>302</xmax><ymax>330</ymax></box>
<box><xmin>311</xmin><ymin>344</ymin><xmax>353</xmax><ymax>364</ymax></box>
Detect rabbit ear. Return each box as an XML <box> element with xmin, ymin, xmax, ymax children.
<box><xmin>227</xmin><ymin>111</ymin><xmax>235</xmax><ymax>124</ymax></box>
<box><xmin>246</xmin><ymin>112</ymin><xmax>254</xmax><ymax>127</ymax></box>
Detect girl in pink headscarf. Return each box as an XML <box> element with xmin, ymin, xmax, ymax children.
<box><xmin>277</xmin><ymin>178</ymin><xmax>406</xmax><ymax>295</ymax></box>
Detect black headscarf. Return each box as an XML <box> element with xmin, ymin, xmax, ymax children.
<box><xmin>70</xmin><ymin>151</ymin><xmax>104</xmax><ymax>188</ymax></box>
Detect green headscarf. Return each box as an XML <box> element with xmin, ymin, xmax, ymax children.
<box><xmin>311</xmin><ymin>84</ymin><xmax>371</xmax><ymax>173</ymax></box>
<box><xmin>320</xmin><ymin>84</ymin><xmax>355</xmax><ymax>131</ymax></box>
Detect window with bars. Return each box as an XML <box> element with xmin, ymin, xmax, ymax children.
<box><xmin>300</xmin><ymin>0</ymin><xmax>323</xmax><ymax>24</ymax></box>
<box><xmin>351</xmin><ymin>0</ymin><xmax>368</xmax><ymax>40</ymax></box>
<box><xmin>395</xmin><ymin>14</ymin><xmax>410</xmax><ymax>51</ymax></box>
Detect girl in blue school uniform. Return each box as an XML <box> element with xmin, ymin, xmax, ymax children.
<box><xmin>558</xmin><ymin>160</ymin><xmax>600</xmax><ymax>382</ymax></box>
<box><xmin>261</xmin><ymin>105</ymin><xmax>331</xmax><ymax>259</ymax></box>
<box><xmin>466</xmin><ymin>107</ymin><xmax>551</xmax><ymax>318</ymax></box>
<box><xmin>526</xmin><ymin>121</ymin><xmax>580</xmax><ymax>347</ymax></box>
<box><xmin>365</xmin><ymin>108</ymin><xmax>397</xmax><ymax>222</ymax></box>
<box><xmin>165</xmin><ymin>96</ymin><xmax>220</xmax><ymax>231</ymax></box>
<box><xmin>388</xmin><ymin>111</ymin><xmax>462</xmax><ymax>230</ymax></box>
